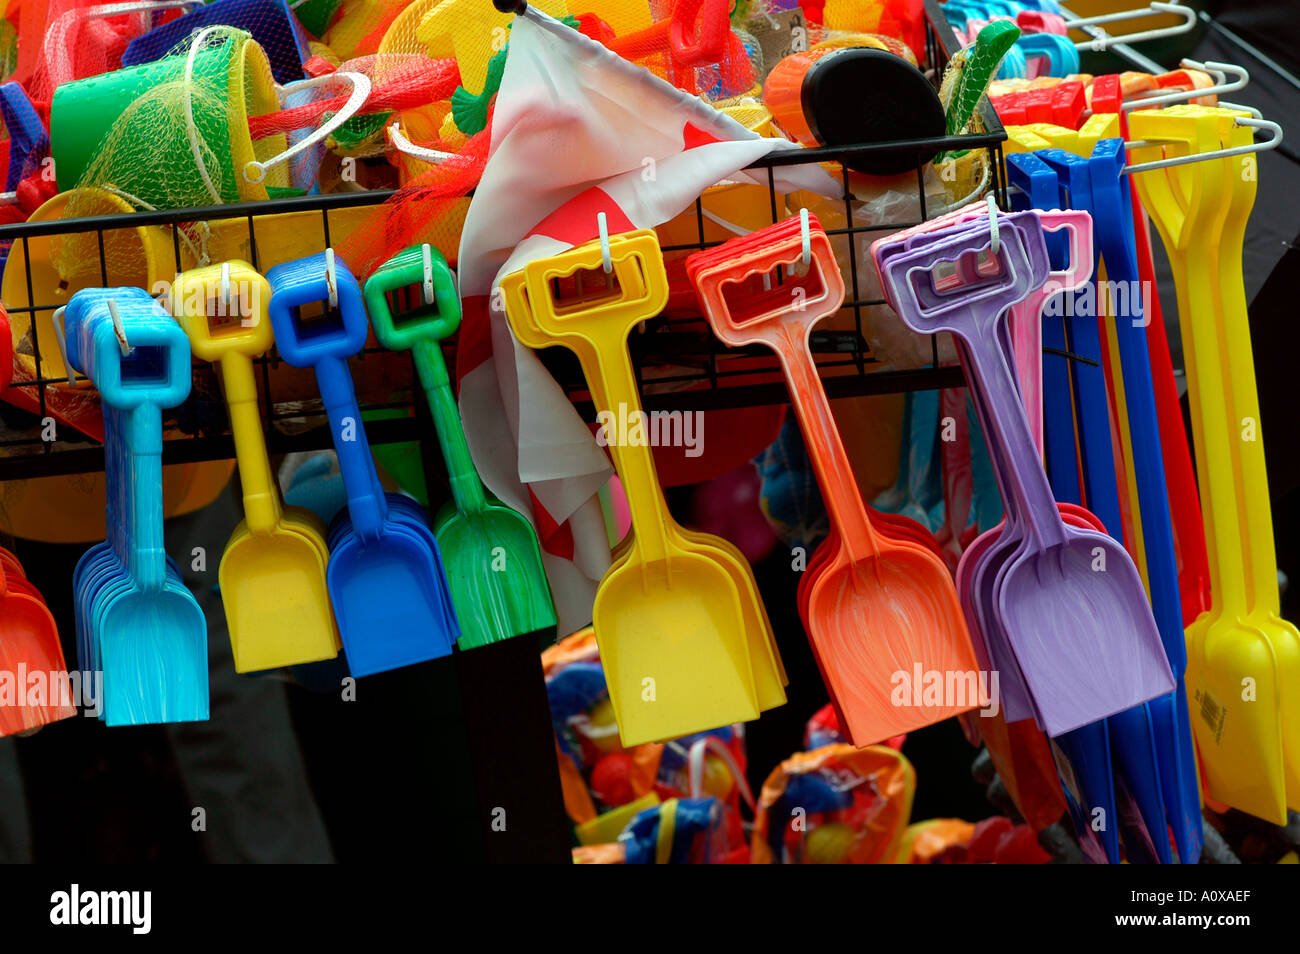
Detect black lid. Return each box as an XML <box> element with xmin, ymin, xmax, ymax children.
<box><xmin>801</xmin><ymin>47</ymin><xmax>947</xmax><ymax>176</ymax></box>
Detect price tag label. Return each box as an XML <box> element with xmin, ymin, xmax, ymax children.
<box><xmin>752</xmin><ymin>8</ymin><xmax>810</xmax><ymax>67</ymax></box>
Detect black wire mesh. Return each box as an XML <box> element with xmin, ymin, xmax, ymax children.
<box><xmin>0</xmin><ymin>0</ymin><xmax>1007</xmax><ymax>481</ymax></box>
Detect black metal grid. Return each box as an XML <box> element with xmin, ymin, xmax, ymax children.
<box><xmin>0</xmin><ymin>0</ymin><xmax>1006</xmax><ymax>480</ymax></box>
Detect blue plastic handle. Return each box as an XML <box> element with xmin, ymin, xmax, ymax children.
<box><xmin>996</xmin><ymin>43</ymin><xmax>1028</xmax><ymax>79</ymax></box>
<box><xmin>1006</xmin><ymin>152</ymin><xmax>1081</xmax><ymax>505</ymax></box>
<box><xmin>64</xmin><ymin>286</ymin><xmax>156</xmax><ymax>377</ymax></box>
<box><xmin>316</xmin><ymin>356</ymin><xmax>387</xmax><ymax>539</ymax></box>
<box><xmin>264</xmin><ymin>252</ymin><xmax>370</xmax><ymax>364</ymax></box>
<box><xmin>86</xmin><ymin>303</ymin><xmax>193</xmax><ymax>412</ymax></box>
<box><xmin>1035</xmin><ymin>149</ymin><xmax>1124</xmax><ymax>538</ymax></box>
<box><xmin>946</xmin><ymin>0</ymin><xmax>1019</xmax><ymax>22</ymax></box>
<box><xmin>266</xmin><ymin>252</ymin><xmax>388</xmax><ymax>539</ymax></box>
<box><xmin>1017</xmin><ymin>32</ymin><xmax>1081</xmax><ymax>78</ymax></box>
<box><xmin>1003</xmin><ymin>153</ymin><xmax>1162</xmax><ymax>863</ymax></box>
<box><xmin>1084</xmin><ymin>141</ymin><xmax>1184</xmax><ymax>670</ymax></box>
<box><xmin>69</xmin><ymin>290</ymin><xmax>191</xmax><ymax>591</ymax></box>
<box><xmin>1086</xmin><ymin>137</ymin><xmax>1203</xmax><ymax>864</ymax></box>
<box><xmin>0</xmin><ymin>82</ymin><xmax>49</xmax><ymax>193</ymax></box>
<box><xmin>939</xmin><ymin>0</ymin><xmax>982</xmax><ymax>29</ymax></box>
<box><xmin>124</xmin><ymin>404</ymin><xmax>167</xmax><ymax>591</ymax></box>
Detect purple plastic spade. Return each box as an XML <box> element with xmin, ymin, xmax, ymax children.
<box><xmin>880</xmin><ymin>214</ymin><xmax>1049</xmax><ymax>723</ymax></box>
<box><xmin>879</xmin><ymin>218</ymin><xmax>1174</xmax><ymax>737</ymax></box>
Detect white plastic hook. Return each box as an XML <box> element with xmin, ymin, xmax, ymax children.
<box><xmin>1075</xmin><ymin>2</ymin><xmax>1197</xmax><ymax>52</ymax></box>
<box><xmin>800</xmin><ymin>207</ymin><xmax>811</xmax><ymax>267</ymax></box>
<box><xmin>220</xmin><ymin>261</ymin><xmax>233</xmax><ymax>315</ymax></box>
<box><xmin>597</xmin><ymin>212</ymin><xmax>612</xmax><ymax>274</ymax></box>
<box><xmin>786</xmin><ymin>207</ymin><xmax>812</xmax><ymax>277</ymax></box>
<box><xmin>1123</xmin><ymin>115</ymin><xmax>1284</xmax><ymax>173</ymax></box>
<box><xmin>421</xmin><ymin>243</ymin><xmax>435</xmax><ymax>305</ymax></box>
<box><xmin>244</xmin><ymin>71</ymin><xmax>373</xmax><ymax>185</ymax></box>
<box><xmin>51</xmin><ymin>306</ymin><xmax>77</xmax><ymax>386</ymax></box>
<box><xmin>1217</xmin><ymin>101</ymin><xmax>1263</xmax><ymax>119</ymax></box>
<box><xmin>325</xmin><ymin>248</ymin><xmax>339</xmax><ymax>309</ymax></box>
<box><xmin>386</xmin><ymin>122</ymin><xmax>459</xmax><ymax>164</ymax></box>
<box><xmin>1066</xmin><ymin>1</ymin><xmax>1188</xmax><ymax>30</ymax></box>
<box><xmin>1121</xmin><ymin>59</ymin><xmax>1249</xmax><ymax>110</ymax></box>
<box><xmin>107</xmin><ymin>298</ymin><xmax>130</xmax><ymax>356</ymax></box>
<box><xmin>986</xmin><ymin>194</ymin><xmax>1000</xmax><ymax>256</ymax></box>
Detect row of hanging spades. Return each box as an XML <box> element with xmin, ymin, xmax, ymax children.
<box><xmin>1</xmin><ymin>45</ymin><xmax>1292</xmax><ymax>868</ymax></box>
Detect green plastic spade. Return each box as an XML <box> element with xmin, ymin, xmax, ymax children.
<box><xmin>364</xmin><ymin>244</ymin><xmax>556</xmax><ymax>649</ymax></box>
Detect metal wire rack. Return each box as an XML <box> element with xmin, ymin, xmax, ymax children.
<box><xmin>0</xmin><ymin>0</ymin><xmax>1007</xmax><ymax>481</ymax></box>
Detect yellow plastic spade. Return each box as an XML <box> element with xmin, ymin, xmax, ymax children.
<box><xmin>1202</xmin><ymin>115</ymin><xmax>1300</xmax><ymax>810</ymax></box>
<box><xmin>172</xmin><ymin>262</ymin><xmax>340</xmax><ymax>672</ymax></box>
<box><xmin>1140</xmin><ymin>106</ymin><xmax>1299</xmax><ymax>814</ymax></box>
<box><xmin>501</xmin><ymin>230</ymin><xmax>770</xmax><ymax>746</ymax></box>
<box><xmin>1129</xmin><ymin>107</ymin><xmax>1287</xmax><ymax>822</ymax></box>
<box><xmin>610</xmin><ymin>522</ymin><xmax>788</xmax><ymax>710</ymax></box>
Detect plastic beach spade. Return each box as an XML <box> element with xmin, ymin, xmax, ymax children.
<box><xmin>266</xmin><ymin>251</ymin><xmax>458</xmax><ymax>677</ymax></box>
<box><xmin>65</xmin><ymin>288</ymin><xmax>208</xmax><ymax>725</ymax></box>
<box><xmin>73</xmin><ymin>304</ymin><xmax>205</xmax><ymax>725</ymax></box>
<box><xmin>0</xmin><ymin>305</ymin><xmax>74</xmax><ymax>735</ymax></box>
<box><xmin>688</xmin><ymin>213</ymin><xmax>980</xmax><ymax>746</ymax></box>
<box><xmin>876</xmin><ymin>215</ymin><xmax>1175</xmax><ymax>738</ymax></box>
<box><xmin>891</xmin><ymin>206</ymin><xmax>1098</xmax><ymax>715</ymax></box>
<box><xmin>924</xmin><ymin>196</ymin><xmax>1179</xmax><ymax>860</ymax></box>
<box><xmin>1130</xmin><ymin>106</ymin><xmax>1295</xmax><ymax>821</ymax></box>
<box><xmin>363</xmin><ymin>244</ymin><xmax>555</xmax><ymax>650</ymax></box>
<box><xmin>608</xmin><ymin>523</ymin><xmax>789</xmax><ymax>713</ymax></box>
<box><xmin>1044</xmin><ymin>144</ymin><xmax>1202</xmax><ymax>861</ymax></box>
<box><xmin>0</xmin><ymin>519</ymin><xmax>74</xmax><ymax>735</ymax></box>
<box><xmin>500</xmin><ymin>229</ymin><xmax>779</xmax><ymax>746</ymax></box>
<box><xmin>172</xmin><ymin>262</ymin><xmax>339</xmax><ymax>672</ymax></box>
<box><xmin>67</xmin><ymin>295</ymin><xmax>206</xmax><ymax>725</ymax></box>
<box><xmin>1205</xmin><ymin>121</ymin><xmax>1300</xmax><ymax>813</ymax></box>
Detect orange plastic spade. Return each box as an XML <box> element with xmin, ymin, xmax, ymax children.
<box><xmin>0</xmin><ymin>554</ymin><xmax>77</xmax><ymax>736</ymax></box>
<box><xmin>0</xmin><ymin>301</ymin><xmax>76</xmax><ymax>736</ymax></box>
<box><xmin>689</xmin><ymin>214</ymin><xmax>981</xmax><ymax>745</ymax></box>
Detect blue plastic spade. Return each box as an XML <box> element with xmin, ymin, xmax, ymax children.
<box><xmin>266</xmin><ymin>252</ymin><xmax>459</xmax><ymax>676</ymax></box>
<box><xmin>1026</xmin><ymin>151</ymin><xmax>1176</xmax><ymax>863</ymax></box>
<box><xmin>65</xmin><ymin>288</ymin><xmax>208</xmax><ymax>725</ymax></box>
<box><xmin>65</xmin><ymin>292</ymin><xmax>185</xmax><ymax>716</ymax></box>
<box><xmin>1085</xmin><ymin>138</ymin><xmax>1204</xmax><ymax>864</ymax></box>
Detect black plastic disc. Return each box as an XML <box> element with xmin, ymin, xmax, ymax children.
<box><xmin>801</xmin><ymin>47</ymin><xmax>948</xmax><ymax>176</ymax></box>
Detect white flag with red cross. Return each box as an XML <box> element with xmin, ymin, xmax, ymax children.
<box><xmin>456</xmin><ymin>5</ymin><xmax>837</xmax><ymax>634</ymax></box>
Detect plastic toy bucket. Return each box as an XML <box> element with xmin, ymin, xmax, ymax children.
<box><xmin>49</xmin><ymin>35</ymin><xmax>288</xmax><ymax>201</ymax></box>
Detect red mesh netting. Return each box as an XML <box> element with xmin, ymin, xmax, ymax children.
<box><xmin>248</xmin><ymin>53</ymin><xmax>460</xmax><ymax>139</ymax></box>
<box><xmin>337</xmin><ymin>118</ymin><xmax>490</xmax><ymax>278</ymax></box>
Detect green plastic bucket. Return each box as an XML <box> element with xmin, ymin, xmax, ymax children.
<box><xmin>50</xmin><ymin>32</ymin><xmax>288</xmax><ymax>203</ymax></box>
